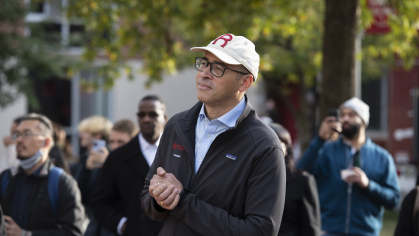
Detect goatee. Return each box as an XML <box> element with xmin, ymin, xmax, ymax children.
<box><xmin>341</xmin><ymin>123</ymin><xmax>361</xmax><ymax>139</ymax></box>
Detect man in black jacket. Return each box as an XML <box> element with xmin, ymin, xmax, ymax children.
<box><xmin>91</xmin><ymin>95</ymin><xmax>167</xmax><ymax>235</ymax></box>
<box><xmin>0</xmin><ymin>113</ymin><xmax>84</xmax><ymax>236</ymax></box>
<box><xmin>140</xmin><ymin>34</ymin><xmax>286</xmax><ymax>236</ymax></box>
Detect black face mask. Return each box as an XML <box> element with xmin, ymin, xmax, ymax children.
<box><xmin>341</xmin><ymin>122</ymin><xmax>361</xmax><ymax>139</ymax></box>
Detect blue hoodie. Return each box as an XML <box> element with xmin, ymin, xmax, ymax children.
<box><xmin>297</xmin><ymin>136</ymin><xmax>400</xmax><ymax>236</ymax></box>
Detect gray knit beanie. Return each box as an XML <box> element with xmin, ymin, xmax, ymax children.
<box><xmin>340</xmin><ymin>97</ymin><xmax>370</xmax><ymax>126</ymax></box>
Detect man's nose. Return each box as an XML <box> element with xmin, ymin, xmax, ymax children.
<box><xmin>340</xmin><ymin>115</ymin><xmax>350</xmax><ymax>122</ymax></box>
<box><xmin>16</xmin><ymin>138</ymin><xmax>24</xmax><ymax>145</ymax></box>
<box><xmin>201</xmin><ymin>65</ymin><xmax>213</xmax><ymax>79</ymax></box>
<box><xmin>142</xmin><ymin>114</ymin><xmax>152</xmax><ymax>122</ymax></box>
<box><xmin>16</xmin><ymin>135</ymin><xmax>24</xmax><ymax>142</ymax></box>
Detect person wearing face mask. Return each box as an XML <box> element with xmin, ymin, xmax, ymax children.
<box><xmin>0</xmin><ymin>113</ymin><xmax>84</xmax><ymax>236</ymax></box>
<box><xmin>297</xmin><ymin>97</ymin><xmax>400</xmax><ymax>236</ymax></box>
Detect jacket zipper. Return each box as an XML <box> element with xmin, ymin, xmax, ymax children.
<box><xmin>189</xmin><ymin>130</ymin><xmax>230</xmax><ymax>189</ymax></box>
<box><xmin>345</xmin><ymin>183</ymin><xmax>353</xmax><ymax>234</ymax></box>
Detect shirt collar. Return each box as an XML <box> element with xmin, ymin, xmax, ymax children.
<box><xmin>139</xmin><ymin>133</ymin><xmax>161</xmax><ymax>149</ymax></box>
<box><xmin>199</xmin><ymin>97</ymin><xmax>246</xmax><ymax>128</ymax></box>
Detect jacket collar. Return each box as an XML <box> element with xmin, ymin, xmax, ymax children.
<box><xmin>338</xmin><ymin>137</ymin><xmax>373</xmax><ymax>161</ymax></box>
<box><xmin>125</xmin><ymin>134</ymin><xmax>150</xmax><ymax>179</ymax></box>
<box><xmin>198</xmin><ymin>97</ymin><xmax>246</xmax><ymax>128</ymax></box>
<box><xmin>338</xmin><ymin>137</ymin><xmax>373</xmax><ymax>149</ymax></box>
<box><xmin>180</xmin><ymin>94</ymin><xmax>254</xmax><ymax>131</ymax></box>
<box><xmin>175</xmin><ymin>95</ymin><xmax>255</xmax><ymax>165</ymax></box>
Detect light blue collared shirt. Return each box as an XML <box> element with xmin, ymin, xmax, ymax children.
<box><xmin>194</xmin><ymin>97</ymin><xmax>246</xmax><ymax>173</ymax></box>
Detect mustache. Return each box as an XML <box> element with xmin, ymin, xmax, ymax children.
<box><xmin>342</xmin><ymin>122</ymin><xmax>353</xmax><ymax>127</ymax></box>
<box><xmin>198</xmin><ymin>80</ymin><xmax>212</xmax><ymax>87</ymax></box>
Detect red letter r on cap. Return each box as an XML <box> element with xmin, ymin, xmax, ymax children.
<box><xmin>212</xmin><ymin>34</ymin><xmax>233</xmax><ymax>48</ymax></box>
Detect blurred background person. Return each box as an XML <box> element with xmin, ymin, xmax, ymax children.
<box><xmin>91</xmin><ymin>95</ymin><xmax>166</xmax><ymax>236</ymax></box>
<box><xmin>0</xmin><ymin>113</ymin><xmax>84</xmax><ymax>235</ymax></box>
<box><xmin>297</xmin><ymin>97</ymin><xmax>400</xmax><ymax>236</ymax></box>
<box><xmin>109</xmin><ymin>119</ymin><xmax>139</xmax><ymax>151</ymax></box>
<box><xmin>71</xmin><ymin>115</ymin><xmax>113</xmax><ymax>236</ymax></box>
<box><xmin>63</xmin><ymin>139</ymin><xmax>78</xmax><ymax>166</ymax></box>
<box><xmin>48</xmin><ymin>122</ymin><xmax>71</xmax><ymax>174</ymax></box>
<box><xmin>0</xmin><ymin>117</ymin><xmax>23</xmax><ymax>173</ymax></box>
<box><xmin>394</xmin><ymin>185</ymin><xmax>419</xmax><ymax>236</ymax></box>
<box><xmin>270</xmin><ymin>123</ymin><xmax>321</xmax><ymax>236</ymax></box>
<box><xmin>85</xmin><ymin>119</ymin><xmax>138</xmax><ymax>236</ymax></box>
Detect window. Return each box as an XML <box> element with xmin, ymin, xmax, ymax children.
<box><xmin>28</xmin><ymin>76</ymin><xmax>72</xmax><ymax>127</ymax></box>
<box><xmin>361</xmin><ymin>75</ymin><xmax>388</xmax><ymax>131</ymax></box>
<box><xmin>79</xmin><ymin>70</ymin><xmax>112</xmax><ymax>120</ymax></box>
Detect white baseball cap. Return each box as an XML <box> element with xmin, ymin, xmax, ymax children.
<box><xmin>190</xmin><ymin>33</ymin><xmax>260</xmax><ymax>81</ymax></box>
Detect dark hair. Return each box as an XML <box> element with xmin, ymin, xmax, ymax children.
<box><xmin>112</xmin><ymin>119</ymin><xmax>139</xmax><ymax>138</ymax></box>
<box><xmin>269</xmin><ymin>123</ymin><xmax>295</xmax><ymax>173</ymax></box>
<box><xmin>140</xmin><ymin>95</ymin><xmax>165</xmax><ymax>105</ymax></box>
<box><xmin>52</xmin><ymin>122</ymin><xmax>66</xmax><ymax>144</ymax></box>
<box><xmin>235</xmin><ymin>65</ymin><xmax>252</xmax><ymax>80</ymax></box>
<box><xmin>13</xmin><ymin>116</ymin><xmax>25</xmax><ymax>124</ymax></box>
<box><xmin>19</xmin><ymin>113</ymin><xmax>55</xmax><ymax>143</ymax></box>
<box><xmin>139</xmin><ymin>95</ymin><xmax>167</xmax><ymax>114</ymax></box>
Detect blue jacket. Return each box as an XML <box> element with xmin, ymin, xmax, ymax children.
<box><xmin>297</xmin><ymin>136</ymin><xmax>400</xmax><ymax>236</ymax></box>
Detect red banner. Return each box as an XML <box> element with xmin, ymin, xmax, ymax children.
<box><xmin>366</xmin><ymin>0</ymin><xmax>391</xmax><ymax>34</ymax></box>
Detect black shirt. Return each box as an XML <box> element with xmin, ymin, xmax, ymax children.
<box><xmin>11</xmin><ymin>165</ymin><xmax>43</xmax><ymax>228</ymax></box>
<box><xmin>0</xmin><ymin>160</ymin><xmax>85</xmax><ymax>235</ymax></box>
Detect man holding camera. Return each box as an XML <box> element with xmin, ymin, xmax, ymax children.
<box><xmin>297</xmin><ymin>97</ymin><xmax>400</xmax><ymax>236</ymax></box>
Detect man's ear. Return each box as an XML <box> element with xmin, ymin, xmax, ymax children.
<box><xmin>238</xmin><ymin>75</ymin><xmax>253</xmax><ymax>92</ymax></box>
<box><xmin>43</xmin><ymin>137</ymin><xmax>52</xmax><ymax>148</ymax></box>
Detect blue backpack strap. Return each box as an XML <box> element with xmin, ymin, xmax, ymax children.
<box><xmin>48</xmin><ymin>167</ymin><xmax>64</xmax><ymax>217</ymax></box>
<box><xmin>0</xmin><ymin>171</ymin><xmax>10</xmax><ymax>197</ymax></box>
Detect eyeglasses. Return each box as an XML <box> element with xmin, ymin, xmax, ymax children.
<box><xmin>12</xmin><ymin>132</ymin><xmax>44</xmax><ymax>141</ymax></box>
<box><xmin>136</xmin><ymin>111</ymin><xmax>159</xmax><ymax>119</ymax></box>
<box><xmin>195</xmin><ymin>57</ymin><xmax>248</xmax><ymax>77</ymax></box>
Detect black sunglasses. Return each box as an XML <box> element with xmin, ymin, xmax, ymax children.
<box><xmin>136</xmin><ymin>112</ymin><xmax>159</xmax><ymax>118</ymax></box>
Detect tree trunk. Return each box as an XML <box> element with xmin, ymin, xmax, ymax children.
<box><xmin>266</xmin><ymin>75</ymin><xmax>315</xmax><ymax>155</ymax></box>
<box><xmin>320</xmin><ymin>0</ymin><xmax>359</xmax><ymax>119</ymax></box>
